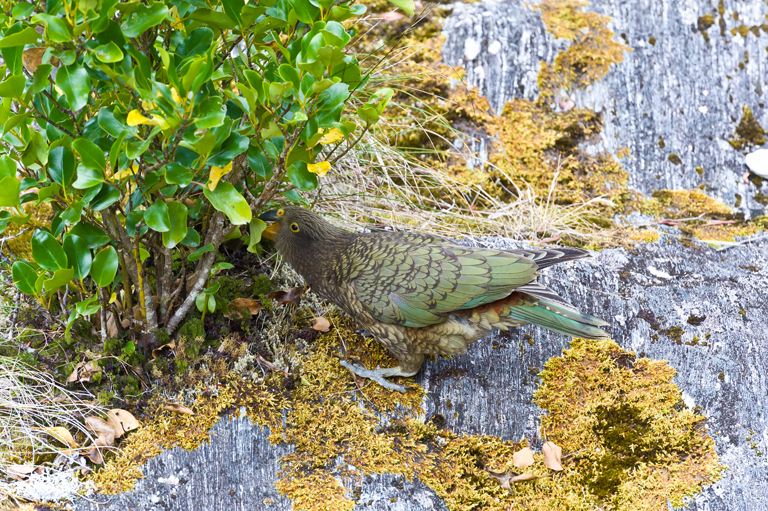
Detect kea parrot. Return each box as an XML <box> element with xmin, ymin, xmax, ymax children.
<box><xmin>260</xmin><ymin>207</ymin><xmax>609</xmax><ymax>392</ymax></box>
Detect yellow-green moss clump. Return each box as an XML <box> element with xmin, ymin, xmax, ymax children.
<box><xmin>728</xmin><ymin>105</ymin><xmax>767</xmax><ymax>151</ymax></box>
<box><xmin>88</xmin><ymin>318</ymin><xmax>723</xmax><ymax>510</ymax></box>
<box><xmin>534</xmin><ymin>339</ymin><xmax>723</xmax><ymax>509</ymax></box>
<box><xmin>536</xmin><ymin>0</ymin><xmax>632</xmax><ymax>99</ymax></box>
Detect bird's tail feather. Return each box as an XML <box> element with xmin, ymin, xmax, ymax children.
<box><xmin>504</xmin><ymin>296</ymin><xmax>610</xmax><ymax>340</ymax></box>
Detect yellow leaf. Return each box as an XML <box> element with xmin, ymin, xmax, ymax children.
<box><xmin>318</xmin><ymin>128</ymin><xmax>344</xmax><ymax>145</ymax></box>
<box><xmin>109</xmin><ymin>292</ymin><xmax>117</xmax><ymax>304</ymax></box>
<box><xmin>207</xmin><ymin>161</ymin><xmax>233</xmax><ymax>191</ymax></box>
<box><xmin>127</xmin><ymin>110</ymin><xmax>170</xmax><ymax>130</ymax></box>
<box><xmin>307</xmin><ymin>161</ymin><xmax>331</xmax><ymax>177</ymax></box>
<box><xmin>171</xmin><ymin>87</ymin><xmax>183</xmax><ymax>104</ymax></box>
<box><xmin>114</xmin><ymin>164</ymin><xmax>139</xmax><ymax>181</ymax></box>
<box><xmin>127</xmin><ymin>110</ymin><xmax>151</xmax><ymax>126</ymax></box>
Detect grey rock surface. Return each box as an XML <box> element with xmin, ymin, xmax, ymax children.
<box><xmin>73</xmin><ymin>235</ymin><xmax>768</xmax><ymax>510</ymax></box>
<box><xmin>442</xmin><ymin>0</ymin><xmax>768</xmax><ymax>217</ymax></box>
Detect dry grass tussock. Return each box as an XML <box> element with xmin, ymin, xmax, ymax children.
<box><xmin>311</xmin><ymin>133</ymin><xmax>609</xmax><ymax>243</ymax></box>
<box><xmin>0</xmin><ymin>349</ymin><xmax>106</xmax><ymax>505</ymax></box>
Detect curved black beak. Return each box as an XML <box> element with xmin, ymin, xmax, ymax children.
<box><xmin>258</xmin><ymin>210</ymin><xmax>279</xmax><ymax>222</ymax></box>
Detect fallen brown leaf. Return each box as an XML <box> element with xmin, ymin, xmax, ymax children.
<box><xmin>39</xmin><ymin>426</ymin><xmax>79</xmax><ymax>448</ymax></box>
<box><xmin>226</xmin><ymin>297</ymin><xmax>262</xmax><ymax>318</ymax></box>
<box><xmin>162</xmin><ymin>403</ymin><xmax>195</xmax><ymax>415</ymax></box>
<box><xmin>106</xmin><ymin>311</ymin><xmax>119</xmax><ymax>338</ymax></box>
<box><xmin>86</xmin><ymin>445</ymin><xmax>103</xmax><ymax>465</ymax></box>
<box><xmin>256</xmin><ymin>354</ymin><xmax>291</xmax><ymax>376</ymax></box>
<box><xmin>311</xmin><ymin>316</ymin><xmax>330</xmax><ymax>332</ymax></box>
<box><xmin>152</xmin><ymin>341</ymin><xmax>176</xmax><ymax>360</ymax></box>
<box><xmin>108</xmin><ymin>409</ymin><xmax>140</xmax><ymax>437</ymax></box>
<box><xmin>5</xmin><ymin>465</ymin><xmax>36</xmax><ymax>480</ymax></box>
<box><xmin>85</xmin><ymin>417</ymin><xmax>116</xmax><ymax>447</ymax></box>
<box><xmin>267</xmin><ymin>286</ymin><xmax>304</xmax><ymax>307</ymax></box>
<box><xmin>509</xmin><ymin>473</ymin><xmax>540</xmax><ymax>483</ymax></box>
<box><xmin>542</xmin><ymin>441</ymin><xmax>563</xmax><ymax>471</ymax></box>
<box><xmin>512</xmin><ymin>447</ymin><xmax>534</xmax><ymax>470</ymax></box>
<box><xmin>67</xmin><ymin>361</ymin><xmax>100</xmax><ymax>383</ymax></box>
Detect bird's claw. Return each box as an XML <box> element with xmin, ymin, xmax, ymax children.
<box><xmin>354</xmin><ymin>329</ymin><xmax>373</xmax><ymax>338</ymax></box>
<box><xmin>337</xmin><ymin>359</ymin><xmax>411</xmax><ymax>393</ymax></box>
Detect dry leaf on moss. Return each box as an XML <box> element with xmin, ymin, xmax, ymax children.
<box><xmin>311</xmin><ymin>316</ymin><xmax>330</xmax><ymax>332</ymax></box>
<box><xmin>542</xmin><ymin>441</ymin><xmax>563</xmax><ymax>471</ymax></box>
<box><xmin>226</xmin><ymin>297</ymin><xmax>262</xmax><ymax>317</ymax></box>
<box><xmin>67</xmin><ymin>361</ymin><xmax>100</xmax><ymax>383</ymax></box>
<box><xmin>256</xmin><ymin>354</ymin><xmax>291</xmax><ymax>376</ymax></box>
<box><xmin>85</xmin><ymin>417</ymin><xmax>116</xmax><ymax>447</ymax></box>
<box><xmin>509</xmin><ymin>473</ymin><xmax>540</xmax><ymax>483</ymax></box>
<box><xmin>111</xmin><ymin>409</ymin><xmax>140</xmax><ymax>434</ymax></box>
<box><xmin>86</xmin><ymin>446</ymin><xmax>103</xmax><ymax>465</ymax></box>
<box><xmin>512</xmin><ymin>446</ymin><xmax>534</xmax><ymax>470</ymax></box>
<box><xmin>162</xmin><ymin>403</ymin><xmax>195</xmax><ymax>415</ymax></box>
<box><xmin>5</xmin><ymin>465</ymin><xmax>36</xmax><ymax>480</ymax></box>
<box><xmin>152</xmin><ymin>341</ymin><xmax>176</xmax><ymax>360</ymax></box>
<box><xmin>267</xmin><ymin>286</ymin><xmax>304</xmax><ymax>307</ymax></box>
<box><xmin>39</xmin><ymin>426</ymin><xmax>79</xmax><ymax>448</ymax></box>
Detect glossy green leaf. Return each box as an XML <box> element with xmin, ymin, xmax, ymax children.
<box><xmin>203</xmin><ymin>182</ymin><xmax>252</xmax><ymax>225</ymax></box>
<box><xmin>0</xmin><ymin>76</ymin><xmax>26</xmax><ymax>100</ymax></box>
<box><xmin>73</xmin><ymin>138</ymin><xmax>106</xmax><ymax>172</ymax></box>
<box><xmin>93</xmin><ymin>41</ymin><xmax>124</xmax><ymax>63</ymax></box>
<box><xmin>247</xmin><ymin>218</ymin><xmax>267</xmax><ymax>253</ymax></box>
<box><xmin>188</xmin><ymin>243</ymin><xmax>214</xmax><ymax>262</ymax></box>
<box><xmin>195</xmin><ymin>97</ymin><xmax>226</xmax><ymax>129</ymax></box>
<box><xmin>187</xmin><ymin>8</ymin><xmax>236</xmax><ymax>29</ymax></box>
<box><xmin>70</xmin><ymin>222</ymin><xmax>111</xmax><ymax>249</ymax></box>
<box><xmin>43</xmin><ymin>267</ymin><xmax>75</xmax><ymax>295</ymax></box>
<box><xmin>31</xmin><ymin>14</ymin><xmax>72</xmax><ymax>43</ymax></box>
<box><xmin>122</xmin><ymin>4</ymin><xmax>169</xmax><ymax>38</ymax></box>
<box><xmin>31</xmin><ymin>230</ymin><xmax>68</xmax><ymax>271</ymax></box>
<box><xmin>286</xmin><ymin>162</ymin><xmax>318</xmax><ymax>191</ymax></box>
<box><xmin>91</xmin><ymin>246</ymin><xmax>119</xmax><ymax>287</ymax></box>
<box><xmin>63</xmin><ymin>233</ymin><xmax>92</xmax><ymax>280</ymax></box>
<box><xmin>48</xmin><ymin>146</ymin><xmax>77</xmax><ymax>186</ymax></box>
<box><xmin>72</xmin><ymin>167</ymin><xmax>105</xmax><ymax>189</ymax></box>
<box><xmin>0</xmin><ymin>156</ymin><xmax>16</xmax><ymax>179</ymax></box>
<box><xmin>162</xmin><ymin>201</ymin><xmax>188</xmax><ymax>248</ymax></box>
<box><xmin>90</xmin><ymin>186</ymin><xmax>121</xmax><ymax>211</ymax></box>
<box><xmin>56</xmin><ymin>64</ymin><xmax>90</xmax><ymax>111</ymax></box>
<box><xmin>181</xmin><ymin>228</ymin><xmax>200</xmax><ymax>247</ymax></box>
<box><xmin>0</xmin><ymin>27</ymin><xmax>39</xmax><ymax>48</ymax></box>
<box><xmin>145</xmin><ymin>200</ymin><xmax>171</xmax><ymax>232</ymax></box>
<box><xmin>0</xmin><ymin>176</ymin><xmax>21</xmax><ymax>208</ymax></box>
<box><xmin>164</xmin><ymin>163</ymin><xmax>194</xmax><ymax>186</ymax></box>
<box><xmin>61</xmin><ymin>201</ymin><xmax>85</xmax><ymax>225</ymax></box>
<box><xmin>12</xmin><ymin>261</ymin><xmax>39</xmax><ymax>295</ymax></box>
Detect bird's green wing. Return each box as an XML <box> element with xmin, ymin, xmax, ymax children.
<box><xmin>346</xmin><ymin>233</ymin><xmax>537</xmax><ymax>327</ymax></box>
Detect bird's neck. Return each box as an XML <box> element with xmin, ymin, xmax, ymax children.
<box><xmin>284</xmin><ymin>229</ymin><xmax>356</xmax><ymax>291</ymax></box>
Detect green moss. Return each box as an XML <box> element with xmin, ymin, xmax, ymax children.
<box><xmin>695</xmin><ymin>165</ymin><xmax>704</xmax><ymax>176</ymax></box>
<box><xmin>535</xmin><ymin>339</ymin><xmax>723</xmax><ymax>509</ymax></box>
<box><xmin>177</xmin><ymin>315</ymin><xmax>205</xmax><ymax>340</ymax></box>
<box><xmin>648</xmin><ymin>36</ymin><xmax>656</xmax><ymax>45</ymax></box>
<box><xmin>728</xmin><ymin>105</ymin><xmax>767</xmax><ymax>151</ymax></box>
<box><xmin>660</xmin><ymin>325</ymin><xmax>685</xmax><ymax>344</ymax></box>
<box><xmin>668</xmin><ymin>153</ymin><xmax>682</xmax><ymax>165</ymax></box>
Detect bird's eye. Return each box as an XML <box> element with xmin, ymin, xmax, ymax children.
<box><xmin>290</xmin><ymin>222</ymin><xmax>299</xmax><ymax>232</ymax></box>
<box><xmin>277</xmin><ymin>209</ymin><xmax>284</xmax><ymax>217</ymax></box>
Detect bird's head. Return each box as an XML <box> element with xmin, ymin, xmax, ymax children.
<box><xmin>258</xmin><ymin>207</ymin><xmax>349</xmax><ymax>271</ymax></box>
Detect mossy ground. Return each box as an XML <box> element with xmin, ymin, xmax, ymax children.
<box><xmin>85</xmin><ymin>328</ymin><xmax>722</xmax><ymax>510</ymax></box>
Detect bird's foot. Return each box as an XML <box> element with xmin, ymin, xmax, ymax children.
<box><xmin>354</xmin><ymin>329</ymin><xmax>373</xmax><ymax>338</ymax></box>
<box><xmin>337</xmin><ymin>358</ymin><xmax>412</xmax><ymax>393</ymax></box>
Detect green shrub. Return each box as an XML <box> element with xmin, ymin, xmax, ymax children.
<box><xmin>0</xmin><ymin>0</ymin><xmax>410</xmax><ymax>352</ymax></box>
